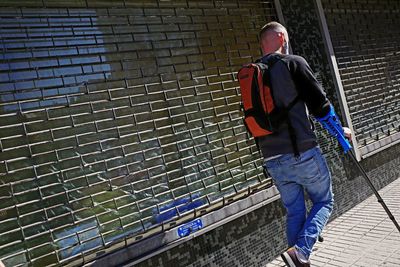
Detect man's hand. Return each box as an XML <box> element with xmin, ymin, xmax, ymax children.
<box><xmin>343</xmin><ymin>127</ymin><xmax>352</xmax><ymax>140</ymax></box>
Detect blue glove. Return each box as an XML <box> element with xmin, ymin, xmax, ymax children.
<box><xmin>316</xmin><ymin>105</ymin><xmax>352</xmax><ymax>153</ymax></box>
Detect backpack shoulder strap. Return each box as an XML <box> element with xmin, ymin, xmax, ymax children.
<box><xmin>262</xmin><ymin>54</ymin><xmax>301</xmax><ymax>157</ymax></box>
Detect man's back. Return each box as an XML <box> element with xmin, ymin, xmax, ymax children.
<box><xmin>257</xmin><ymin>54</ymin><xmax>329</xmax><ymax>158</ymax></box>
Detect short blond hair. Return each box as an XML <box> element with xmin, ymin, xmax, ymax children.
<box><xmin>259</xmin><ymin>21</ymin><xmax>289</xmax><ymax>42</ymax></box>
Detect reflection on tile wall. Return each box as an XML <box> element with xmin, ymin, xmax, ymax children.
<box><xmin>0</xmin><ymin>1</ymin><xmax>277</xmax><ymax>265</ymax></box>
<box><xmin>132</xmin><ymin>0</ymin><xmax>400</xmax><ymax>266</ymax></box>
<box><xmin>321</xmin><ymin>0</ymin><xmax>400</xmax><ymax>150</ymax></box>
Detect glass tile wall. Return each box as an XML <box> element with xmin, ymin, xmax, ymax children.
<box><xmin>322</xmin><ymin>0</ymin><xmax>400</xmax><ymax>154</ymax></box>
<box><xmin>0</xmin><ymin>1</ymin><xmax>277</xmax><ymax>265</ymax></box>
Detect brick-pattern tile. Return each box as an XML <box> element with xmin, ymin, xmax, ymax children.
<box><xmin>131</xmin><ymin>0</ymin><xmax>400</xmax><ymax>264</ymax></box>
<box><xmin>0</xmin><ymin>0</ymin><xmax>277</xmax><ymax>266</ymax></box>
<box><xmin>321</xmin><ymin>0</ymin><xmax>400</xmax><ymax>151</ymax></box>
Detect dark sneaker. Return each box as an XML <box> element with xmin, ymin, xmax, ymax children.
<box><xmin>281</xmin><ymin>247</ymin><xmax>310</xmax><ymax>267</ymax></box>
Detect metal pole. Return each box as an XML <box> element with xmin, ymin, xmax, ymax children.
<box><xmin>349</xmin><ymin>150</ymin><xmax>400</xmax><ymax>233</ymax></box>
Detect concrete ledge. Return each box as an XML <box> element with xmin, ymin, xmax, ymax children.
<box><xmin>84</xmin><ymin>186</ymin><xmax>280</xmax><ymax>267</ymax></box>
<box><xmin>361</xmin><ymin>131</ymin><xmax>400</xmax><ymax>159</ymax></box>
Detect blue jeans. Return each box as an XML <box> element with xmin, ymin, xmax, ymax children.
<box><xmin>263</xmin><ymin>146</ymin><xmax>334</xmax><ymax>259</ymax></box>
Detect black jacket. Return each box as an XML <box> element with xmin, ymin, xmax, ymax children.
<box><xmin>257</xmin><ymin>53</ymin><xmax>331</xmax><ymax>158</ymax></box>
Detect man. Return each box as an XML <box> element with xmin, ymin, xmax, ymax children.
<box><xmin>257</xmin><ymin>22</ymin><xmax>351</xmax><ymax>266</ymax></box>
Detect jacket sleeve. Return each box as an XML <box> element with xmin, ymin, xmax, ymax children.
<box><xmin>288</xmin><ymin>56</ymin><xmax>331</xmax><ymax>118</ymax></box>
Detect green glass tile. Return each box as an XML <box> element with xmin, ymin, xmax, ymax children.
<box><xmin>73</xmin><ymin>208</ymin><xmax>95</xmax><ymax>221</ymax></box>
<box><xmin>75</xmin><ymin>132</ymin><xmax>101</xmax><ymax>147</ymax></box>
<box><xmin>63</xmin><ymin>177</ymin><xmax>88</xmax><ymax>190</ymax></box>
<box><xmin>0</xmin><ymin>229</ymin><xmax>24</xmax><ymax>247</ymax></box>
<box><xmin>111</xmin><ymin>116</ymin><xmax>135</xmax><ymax>129</ymax></box>
<box><xmin>128</xmin><ymin>168</ymin><xmax>147</xmax><ymax>183</ymax></box>
<box><xmin>95</xmin><ymin>128</ymin><xmax>119</xmax><ymax>142</ymax></box>
<box><xmin>161</xmin><ymin>143</ymin><xmax>179</xmax><ymax>155</ymax></box>
<box><xmin>113</xmin><ymin>106</ymin><xmax>135</xmax><ymax>118</ymax></box>
<box><xmin>58</xmin><ymin>157</ymin><xmax>82</xmax><ymax>170</ymax></box>
<box><xmin>186</xmin><ymin>180</ymin><xmax>204</xmax><ymax>192</ymax></box>
<box><xmin>0</xmin><ymin>114</ymin><xmax>22</xmax><ymax>128</ymax></box>
<box><xmin>99</xmin><ymin>218</ymin><xmax>122</xmax><ymax>233</ymax></box>
<box><xmin>26</xmin><ymin>117</ymin><xmax>71</xmax><ymax>133</ymax></box>
<box><xmin>45</xmin><ymin>205</ymin><xmax>70</xmax><ymax>219</ymax></box>
<box><xmin>89</xmin><ymin>205</ymin><xmax>107</xmax><ymax>217</ymax></box>
<box><xmin>0</xmin><ymin>247</ymin><xmax>28</xmax><ymax>266</ymax></box>
<box><xmin>80</xmin><ymin>182</ymin><xmax>109</xmax><ymax>196</ymax></box>
<box><xmin>152</xmin><ymin>184</ymin><xmax>171</xmax><ymax>197</ymax></box>
<box><xmin>7</xmin><ymin>160</ymin><xmax>34</xmax><ymax>175</ymax></box>
<box><xmin>0</xmin><ymin>146</ymin><xmax>31</xmax><ymax>162</ymax></box>
<box><xmin>14</xmin><ymin>189</ymin><xmax>41</xmax><ymax>204</ymax></box>
<box><xmin>77</xmin><ymin>227</ymin><xmax>99</xmax><ymax>243</ymax></box>
<box><xmin>116</xmin><ymin>204</ymin><xmax>139</xmax><ymax>219</ymax></box>
<box><xmin>47</xmin><ymin>213</ymin><xmax>74</xmax><ymax>230</ymax></box>
<box><xmin>0</xmin><ymin>178</ymin><xmax>16</xmax><ymax>204</ymax></box>
<box><xmin>32</xmin><ymin>151</ymin><xmax>57</xmax><ymax>165</ymax></box>
<box><xmin>42</xmin><ymin>192</ymin><xmax>68</xmax><ymax>207</ymax></box>
<box><xmin>31</xmin><ymin>252</ymin><xmax>58</xmax><ymax>267</ymax></box>
<box><xmin>16</xmin><ymin>196</ymin><xmax>44</xmax><ymax>214</ymax></box>
<box><xmin>56</xmin><ymin>147</ymin><xmax>80</xmax><ymax>161</ymax></box>
<box><xmin>0</xmin><ymin>217</ymin><xmax>19</xmax><ymax>233</ymax></box>
<box><xmin>118</xmin><ymin>125</ymin><xmax>139</xmax><ymax>137</ymax></box>
<box><xmin>30</xmin><ymin>141</ymin><xmax>56</xmax><ymax>155</ymax></box>
<box><xmin>122</xmin><ymin>220</ymin><xmax>143</xmax><ymax>236</ymax></box>
<box><xmin>219</xmin><ymin>176</ymin><xmax>234</xmax><ymax>188</ymax></box>
<box><xmin>1</xmin><ymin>136</ymin><xmax>28</xmax><ymax>150</ymax></box>
<box><xmin>49</xmin><ymin>104</ymin><xmax>91</xmax><ymax>119</ymax></box>
<box><xmin>19</xmin><ymin>210</ymin><xmax>47</xmax><ymax>227</ymax></box>
<box><xmin>171</xmin><ymin>187</ymin><xmax>191</xmax><ymax>199</ymax></box>
<box><xmin>69</xmin><ymin>197</ymin><xmax>92</xmax><ymax>212</ymax></box>
<box><xmin>120</xmin><ymin>213</ymin><xmax>141</xmax><ymax>227</ymax></box>
<box><xmin>166</xmin><ymin>168</ymin><xmax>184</xmax><ymax>182</ymax></box>
<box><xmin>0</xmin><ymin>125</ymin><xmax>25</xmax><ymax>139</ymax></box>
<box><xmin>202</xmin><ymin>175</ymin><xmax>220</xmax><ymax>187</ymax></box>
<box><xmin>97</xmin><ymin>211</ymin><xmax>118</xmax><ymax>225</ymax></box>
<box><xmin>138</xmin><ymin>205</ymin><xmax>156</xmax><ymax>220</ymax></box>
<box><xmin>138</xmin><ymin>196</ymin><xmax>158</xmax><ymax>214</ymax></box>
<box><xmin>29</xmin><ymin>243</ymin><xmax>55</xmax><ymax>259</ymax></box>
<box><xmin>96</xmin><ymin>199</ymin><xmax>116</xmax><ymax>211</ymax></box>
<box><xmin>81</xmin><ymin>151</ymin><xmax>106</xmax><ymax>165</ymax></box>
<box><xmin>76</xmin><ymin>237</ymin><xmax>103</xmax><ymax>257</ymax></box>
<box><xmin>106</xmin><ymin>156</ymin><xmax>126</xmax><ymax>169</ymax></box>
<box><xmin>64</xmin><ymin>162</ymin><xmax>105</xmax><ymax>181</ymax></box>
<box><xmin>34</xmin><ymin>162</ymin><xmax>60</xmax><ymax>177</ymax></box>
<box><xmin>26</xmin><ymin>131</ymin><xmax>53</xmax><ymax>146</ymax></box>
<box><xmin>0</xmin><ymin>161</ymin><xmax>6</xmax><ymax>175</ymax></box>
<box><xmin>0</xmin><ymin>183</ymin><xmax>12</xmax><ymax>198</ymax></box>
<box><xmin>145</xmin><ymin>164</ymin><xmax>164</xmax><ymax>178</ymax></box>
<box><xmin>103</xmin><ymin>228</ymin><xmax>125</xmax><ymax>244</ymax></box>
<box><xmin>144</xmin><ymin>158</ymin><xmax>164</xmax><ymax>168</ymax></box>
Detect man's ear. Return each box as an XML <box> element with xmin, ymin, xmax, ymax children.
<box><xmin>277</xmin><ymin>32</ymin><xmax>285</xmax><ymax>46</ymax></box>
<box><xmin>260</xmin><ymin>40</ymin><xmax>265</xmax><ymax>53</ymax></box>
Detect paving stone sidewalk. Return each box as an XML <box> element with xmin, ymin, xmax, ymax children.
<box><xmin>266</xmin><ymin>177</ymin><xmax>400</xmax><ymax>267</ymax></box>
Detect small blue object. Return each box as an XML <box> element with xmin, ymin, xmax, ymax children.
<box><xmin>177</xmin><ymin>219</ymin><xmax>203</xmax><ymax>238</ymax></box>
<box><xmin>316</xmin><ymin>105</ymin><xmax>352</xmax><ymax>153</ymax></box>
<box><xmin>153</xmin><ymin>195</ymin><xmax>206</xmax><ymax>224</ymax></box>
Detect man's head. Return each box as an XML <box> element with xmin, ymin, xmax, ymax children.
<box><xmin>259</xmin><ymin>21</ymin><xmax>289</xmax><ymax>55</ymax></box>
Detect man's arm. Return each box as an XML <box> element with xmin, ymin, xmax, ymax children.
<box><xmin>287</xmin><ymin>56</ymin><xmax>331</xmax><ymax>118</ymax></box>
<box><xmin>288</xmin><ymin>56</ymin><xmax>352</xmax><ymax>153</ymax></box>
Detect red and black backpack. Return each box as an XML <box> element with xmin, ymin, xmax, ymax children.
<box><xmin>237</xmin><ymin>56</ymin><xmax>300</xmax><ymax>155</ymax></box>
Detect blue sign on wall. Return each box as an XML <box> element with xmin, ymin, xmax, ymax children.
<box><xmin>177</xmin><ymin>219</ymin><xmax>203</xmax><ymax>238</ymax></box>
